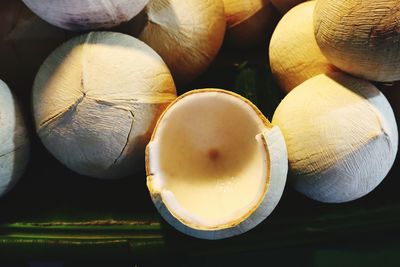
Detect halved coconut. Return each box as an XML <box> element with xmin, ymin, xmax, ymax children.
<box><xmin>146</xmin><ymin>89</ymin><xmax>288</xmax><ymax>239</ymax></box>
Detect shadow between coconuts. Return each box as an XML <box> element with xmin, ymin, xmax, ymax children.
<box><xmin>223</xmin><ymin>0</ymin><xmax>280</xmax><ymax>49</ymax></box>
<box><xmin>0</xmin><ymin>0</ymin><xmax>69</xmax><ymax>103</ymax></box>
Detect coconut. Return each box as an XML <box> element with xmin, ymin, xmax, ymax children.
<box><xmin>272</xmin><ymin>73</ymin><xmax>398</xmax><ymax>203</ymax></box>
<box><xmin>0</xmin><ymin>0</ymin><xmax>66</xmax><ymax>93</ymax></box>
<box><xmin>314</xmin><ymin>0</ymin><xmax>400</xmax><ymax>82</ymax></box>
<box><xmin>33</xmin><ymin>32</ymin><xmax>176</xmax><ymax>179</ymax></box>
<box><xmin>222</xmin><ymin>0</ymin><xmax>279</xmax><ymax>47</ymax></box>
<box><xmin>146</xmin><ymin>89</ymin><xmax>288</xmax><ymax>239</ymax></box>
<box><xmin>0</xmin><ymin>80</ymin><xmax>30</xmax><ymax>197</ymax></box>
<box><xmin>22</xmin><ymin>0</ymin><xmax>149</xmax><ymax>31</ymax></box>
<box><xmin>133</xmin><ymin>0</ymin><xmax>226</xmax><ymax>85</ymax></box>
<box><xmin>270</xmin><ymin>0</ymin><xmax>306</xmax><ymax>14</ymax></box>
<box><xmin>269</xmin><ymin>1</ymin><xmax>336</xmax><ymax>93</ymax></box>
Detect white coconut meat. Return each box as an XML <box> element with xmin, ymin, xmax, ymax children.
<box><xmin>314</xmin><ymin>0</ymin><xmax>400</xmax><ymax>82</ymax></box>
<box><xmin>272</xmin><ymin>73</ymin><xmax>398</xmax><ymax>203</ymax></box>
<box><xmin>33</xmin><ymin>32</ymin><xmax>176</xmax><ymax>179</ymax></box>
<box><xmin>223</xmin><ymin>0</ymin><xmax>278</xmax><ymax>47</ymax></box>
<box><xmin>146</xmin><ymin>89</ymin><xmax>288</xmax><ymax>239</ymax></box>
<box><xmin>22</xmin><ymin>0</ymin><xmax>149</xmax><ymax>31</ymax></box>
<box><xmin>137</xmin><ymin>0</ymin><xmax>226</xmax><ymax>84</ymax></box>
<box><xmin>269</xmin><ymin>1</ymin><xmax>336</xmax><ymax>93</ymax></box>
<box><xmin>0</xmin><ymin>80</ymin><xmax>30</xmax><ymax>197</ymax></box>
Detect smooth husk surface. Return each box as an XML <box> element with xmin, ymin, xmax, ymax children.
<box><xmin>269</xmin><ymin>1</ymin><xmax>335</xmax><ymax>93</ymax></box>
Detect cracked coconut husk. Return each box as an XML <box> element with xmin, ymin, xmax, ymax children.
<box><xmin>33</xmin><ymin>32</ymin><xmax>176</xmax><ymax>179</ymax></box>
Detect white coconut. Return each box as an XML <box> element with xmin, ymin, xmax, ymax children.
<box><xmin>33</xmin><ymin>32</ymin><xmax>176</xmax><ymax>179</ymax></box>
<box><xmin>222</xmin><ymin>0</ymin><xmax>279</xmax><ymax>47</ymax></box>
<box><xmin>270</xmin><ymin>0</ymin><xmax>307</xmax><ymax>14</ymax></box>
<box><xmin>378</xmin><ymin>82</ymin><xmax>400</xmax><ymax>125</ymax></box>
<box><xmin>146</xmin><ymin>89</ymin><xmax>288</xmax><ymax>239</ymax></box>
<box><xmin>22</xmin><ymin>0</ymin><xmax>149</xmax><ymax>31</ymax></box>
<box><xmin>136</xmin><ymin>0</ymin><xmax>226</xmax><ymax>84</ymax></box>
<box><xmin>0</xmin><ymin>80</ymin><xmax>30</xmax><ymax>197</ymax></box>
<box><xmin>269</xmin><ymin>1</ymin><xmax>336</xmax><ymax>93</ymax></box>
<box><xmin>314</xmin><ymin>0</ymin><xmax>400</xmax><ymax>82</ymax></box>
<box><xmin>0</xmin><ymin>0</ymin><xmax>66</xmax><ymax>91</ymax></box>
<box><xmin>272</xmin><ymin>73</ymin><xmax>398</xmax><ymax>203</ymax></box>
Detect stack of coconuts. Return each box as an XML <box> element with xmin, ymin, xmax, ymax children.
<box><xmin>0</xmin><ymin>0</ymin><xmax>398</xmax><ymax>240</ymax></box>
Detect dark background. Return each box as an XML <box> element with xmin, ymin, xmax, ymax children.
<box><xmin>1</xmin><ymin>1</ymin><xmax>400</xmax><ymax>266</ymax></box>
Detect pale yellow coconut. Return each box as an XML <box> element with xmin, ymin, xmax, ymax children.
<box><xmin>33</xmin><ymin>32</ymin><xmax>176</xmax><ymax>179</ymax></box>
<box><xmin>272</xmin><ymin>73</ymin><xmax>398</xmax><ymax>203</ymax></box>
<box><xmin>223</xmin><ymin>0</ymin><xmax>279</xmax><ymax>47</ymax></box>
<box><xmin>136</xmin><ymin>0</ymin><xmax>226</xmax><ymax>84</ymax></box>
<box><xmin>146</xmin><ymin>89</ymin><xmax>288</xmax><ymax>239</ymax></box>
<box><xmin>269</xmin><ymin>1</ymin><xmax>335</xmax><ymax>93</ymax></box>
<box><xmin>314</xmin><ymin>0</ymin><xmax>400</xmax><ymax>82</ymax></box>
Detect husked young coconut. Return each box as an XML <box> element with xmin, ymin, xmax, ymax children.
<box><xmin>146</xmin><ymin>89</ymin><xmax>288</xmax><ymax>239</ymax></box>
<box><xmin>135</xmin><ymin>0</ymin><xmax>226</xmax><ymax>84</ymax></box>
<box><xmin>22</xmin><ymin>0</ymin><xmax>149</xmax><ymax>31</ymax></box>
<box><xmin>270</xmin><ymin>0</ymin><xmax>306</xmax><ymax>14</ymax></box>
<box><xmin>272</xmin><ymin>73</ymin><xmax>398</xmax><ymax>203</ymax></box>
<box><xmin>0</xmin><ymin>80</ymin><xmax>30</xmax><ymax>197</ymax></box>
<box><xmin>314</xmin><ymin>0</ymin><xmax>400</xmax><ymax>82</ymax></box>
<box><xmin>269</xmin><ymin>1</ymin><xmax>336</xmax><ymax>93</ymax></box>
<box><xmin>0</xmin><ymin>0</ymin><xmax>66</xmax><ymax>92</ymax></box>
<box><xmin>223</xmin><ymin>0</ymin><xmax>279</xmax><ymax>47</ymax></box>
<box><xmin>33</xmin><ymin>32</ymin><xmax>176</xmax><ymax>179</ymax></box>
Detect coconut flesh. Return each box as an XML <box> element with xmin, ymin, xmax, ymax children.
<box><xmin>134</xmin><ymin>0</ymin><xmax>226</xmax><ymax>85</ymax></box>
<box><xmin>222</xmin><ymin>0</ymin><xmax>279</xmax><ymax>47</ymax></box>
<box><xmin>0</xmin><ymin>80</ymin><xmax>30</xmax><ymax>197</ymax></box>
<box><xmin>146</xmin><ymin>89</ymin><xmax>288</xmax><ymax>239</ymax></box>
<box><xmin>314</xmin><ymin>0</ymin><xmax>400</xmax><ymax>82</ymax></box>
<box><xmin>0</xmin><ymin>0</ymin><xmax>66</xmax><ymax>92</ymax></box>
<box><xmin>22</xmin><ymin>0</ymin><xmax>149</xmax><ymax>31</ymax></box>
<box><xmin>33</xmin><ymin>32</ymin><xmax>176</xmax><ymax>179</ymax></box>
<box><xmin>272</xmin><ymin>73</ymin><xmax>398</xmax><ymax>203</ymax></box>
<box><xmin>269</xmin><ymin>1</ymin><xmax>336</xmax><ymax>93</ymax></box>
